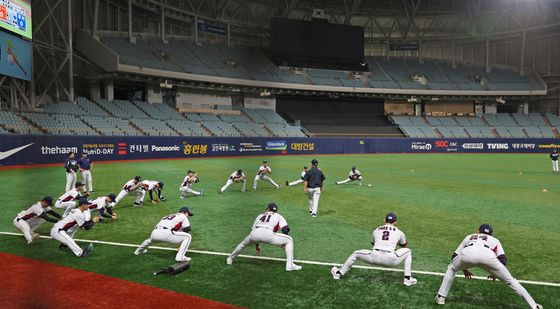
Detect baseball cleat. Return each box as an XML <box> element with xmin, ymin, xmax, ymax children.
<box><xmin>59</xmin><ymin>243</ymin><xmax>68</xmax><ymax>250</ymax></box>
<box><xmin>403</xmin><ymin>277</ymin><xmax>417</xmax><ymax>286</ymax></box>
<box><xmin>134</xmin><ymin>248</ymin><xmax>147</xmax><ymax>256</ymax></box>
<box><xmin>28</xmin><ymin>233</ymin><xmax>41</xmax><ymax>245</ymax></box>
<box><xmin>285</xmin><ymin>180</ymin><xmax>289</xmax><ymax>186</ymax></box>
<box><xmin>535</xmin><ymin>304</ymin><xmax>543</xmax><ymax>309</ymax></box>
<box><xmin>218</xmin><ymin>189</ymin><xmax>222</xmax><ymax>194</ymax></box>
<box><xmin>311</xmin><ymin>213</ymin><xmax>317</xmax><ymax>218</ymax></box>
<box><xmin>226</xmin><ymin>257</ymin><xmax>233</xmax><ymax>265</ymax></box>
<box><xmin>160</xmin><ymin>197</ymin><xmax>167</xmax><ymax>201</ymax></box>
<box><xmin>276</xmin><ymin>185</ymin><xmax>280</xmax><ymax>189</ymax></box>
<box><xmin>81</xmin><ymin>243</ymin><xmax>94</xmax><ymax>257</ymax></box>
<box><xmin>176</xmin><ymin>256</ymin><xmax>191</xmax><ymax>262</ymax></box>
<box><xmin>286</xmin><ymin>264</ymin><xmax>302</xmax><ymax>271</ymax></box>
<box><xmin>179</xmin><ymin>195</ymin><xmax>185</xmax><ymax>199</ymax></box>
<box><xmin>331</xmin><ymin>267</ymin><xmax>341</xmax><ymax>280</ymax></box>
<box><xmin>199</xmin><ymin>189</ymin><xmax>204</xmax><ymax>196</ymax></box>
<box><xmin>133</xmin><ymin>202</ymin><xmax>142</xmax><ymax>207</ymax></box>
<box><xmin>434</xmin><ymin>295</ymin><xmax>445</xmax><ymax>305</ymax></box>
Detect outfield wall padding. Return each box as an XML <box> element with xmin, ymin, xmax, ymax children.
<box><xmin>1</xmin><ymin>134</ymin><xmax>559</xmax><ymax>166</ymax></box>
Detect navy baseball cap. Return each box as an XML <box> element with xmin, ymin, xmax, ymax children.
<box><xmin>267</xmin><ymin>203</ymin><xmax>278</xmax><ymax>212</ymax></box>
<box><xmin>75</xmin><ymin>181</ymin><xmax>84</xmax><ymax>187</ymax></box>
<box><xmin>479</xmin><ymin>224</ymin><xmax>493</xmax><ymax>235</ymax></box>
<box><xmin>311</xmin><ymin>159</ymin><xmax>318</xmax><ymax>165</ymax></box>
<box><xmin>237</xmin><ymin>169</ymin><xmax>243</xmax><ymax>174</ymax></box>
<box><xmin>187</xmin><ymin>170</ymin><xmax>194</xmax><ymax>173</ymax></box>
<box><xmin>42</xmin><ymin>196</ymin><xmax>53</xmax><ymax>206</ymax></box>
<box><xmin>385</xmin><ymin>213</ymin><xmax>397</xmax><ymax>223</ymax></box>
<box><xmin>107</xmin><ymin>193</ymin><xmax>117</xmax><ymax>202</ymax></box>
<box><xmin>134</xmin><ymin>176</ymin><xmax>142</xmax><ymax>181</ymax></box>
<box><xmin>158</xmin><ymin>181</ymin><xmax>164</xmax><ymax>188</ymax></box>
<box><xmin>78</xmin><ymin>198</ymin><xmax>89</xmax><ymax>206</ymax></box>
<box><xmin>303</xmin><ymin>166</ymin><xmax>308</xmax><ymax>169</ymax></box>
<box><xmin>263</xmin><ymin>160</ymin><xmax>268</xmax><ymax>163</ymax></box>
<box><xmin>179</xmin><ymin>207</ymin><xmax>194</xmax><ymax>216</ymax></box>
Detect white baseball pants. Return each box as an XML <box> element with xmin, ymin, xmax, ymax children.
<box><xmin>220</xmin><ymin>179</ymin><xmax>246</xmax><ymax>193</ymax></box>
<box><xmin>13</xmin><ymin>218</ymin><xmax>34</xmax><ymax>243</ymax></box>
<box><xmin>50</xmin><ymin>228</ymin><xmax>82</xmax><ymax>256</ymax></box>
<box><xmin>437</xmin><ymin>246</ymin><xmax>538</xmax><ymax>308</ymax></box>
<box><xmin>253</xmin><ymin>175</ymin><xmax>279</xmax><ymax>189</ymax></box>
<box><xmin>115</xmin><ymin>189</ymin><xmax>144</xmax><ymax>204</ymax></box>
<box><xmin>288</xmin><ymin>179</ymin><xmax>304</xmax><ymax>186</ymax></box>
<box><xmin>228</xmin><ymin>228</ymin><xmax>296</xmax><ymax>269</ymax></box>
<box><xmin>552</xmin><ymin>160</ymin><xmax>558</xmax><ymax>172</ymax></box>
<box><xmin>336</xmin><ymin>176</ymin><xmax>362</xmax><ymax>185</ymax></box>
<box><xmin>65</xmin><ymin>172</ymin><xmax>76</xmax><ymax>192</ymax></box>
<box><xmin>137</xmin><ymin>227</ymin><xmax>192</xmax><ymax>261</ymax></box>
<box><xmin>81</xmin><ymin>170</ymin><xmax>93</xmax><ymax>192</ymax></box>
<box><xmin>180</xmin><ymin>185</ymin><xmax>201</xmax><ymax>196</ymax></box>
<box><xmin>55</xmin><ymin>200</ymin><xmax>76</xmax><ymax>212</ymax></box>
<box><xmin>339</xmin><ymin>248</ymin><xmax>412</xmax><ymax>277</ymax></box>
<box><xmin>307</xmin><ymin>187</ymin><xmax>321</xmax><ymax>215</ymax></box>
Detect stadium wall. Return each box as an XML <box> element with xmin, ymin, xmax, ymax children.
<box><xmin>1</xmin><ymin>135</ymin><xmax>560</xmax><ymax>167</ymax></box>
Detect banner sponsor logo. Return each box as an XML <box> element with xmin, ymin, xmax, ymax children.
<box><xmin>41</xmin><ymin>146</ymin><xmax>78</xmax><ymax>155</ymax></box>
<box><xmin>239</xmin><ymin>142</ymin><xmax>262</xmax><ymax>152</ymax></box>
<box><xmin>0</xmin><ymin>143</ymin><xmax>33</xmax><ymax>160</ymax></box>
<box><xmin>117</xmin><ymin>143</ymin><xmax>127</xmax><ymax>155</ymax></box>
<box><xmin>266</xmin><ymin>140</ymin><xmax>288</xmax><ymax>151</ymax></box>
<box><xmin>290</xmin><ymin>142</ymin><xmax>315</xmax><ymax>151</ymax></box>
<box><xmin>151</xmin><ymin>145</ymin><xmax>180</xmax><ymax>152</ymax></box>
<box><xmin>82</xmin><ymin>143</ymin><xmax>115</xmax><ymax>155</ymax></box>
<box><xmin>511</xmin><ymin>143</ymin><xmax>535</xmax><ymax>150</ymax></box>
<box><xmin>462</xmin><ymin>143</ymin><xmax>484</xmax><ymax>150</ymax></box>
<box><xmin>211</xmin><ymin>144</ymin><xmax>236</xmax><ymax>152</ymax></box>
<box><xmin>538</xmin><ymin>143</ymin><xmax>560</xmax><ymax>149</ymax></box>
<box><xmin>183</xmin><ymin>142</ymin><xmax>208</xmax><ymax>156</ymax></box>
<box><xmin>486</xmin><ymin>143</ymin><xmax>509</xmax><ymax>150</ymax></box>
<box><xmin>411</xmin><ymin>141</ymin><xmax>432</xmax><ymax>151</ymax></box>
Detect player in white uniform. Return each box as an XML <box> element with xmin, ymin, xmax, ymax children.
<box><xmin>115</xmin><ymin>176</ymin><xmax>144</xmax><ymax>206</ymax></box>
<box><xmin>285</xmin><ymin>166</ymin><xmax>308</xmax><ymax>186</ymax></box>
<box><xmin>550</xmin><ymin>149</ymin><xmax>559</xmax><ymax>172</ymax></box>
<box><xmin>141</xmin><ymin>180</ymin><xmax>166</xmax><ymax>204</ymax></box>
<box><xmin>77</xmin><ymin>152</ymin><xmax>94</xmax><ymax>193</ymax></box>
<box><xmin>253</xmin><ymin>160</ymin><xmax>279</xmax><ymax>190</ymax></box>
<box><xmin>64</xmin><ymin>152</ymin><xmax>78</xmax><ymax>192</ymax></box>
<box><xmin>219</xmin><ymin>169</ymin><xmax>246</xmax><ymax>193</ymax></box>
<box><xmin>226</xmin><ymin>203</ymin><xmax>302</xmax><ymax>271</ymax></box>
<box><xmin>134</xmin><ymin>207</ymin><xmax>194</xmax><ymax>262</ymax></box>
<box><xmin>87</xmin><ymin>193</ymin><xmax>117</xmax><ymax>222</ymax></box>
<box><xmin>55</xmin><ymin>182</ymin><xmax>85</xmax><ymax>215</ymax></box>
<box><xmin>179</xmin><ymin>170</ymin><xmax>202</xmax><ymax>198</ymax></box>
<box><xmin>435</xmin><ymin>224</ymin><xmax>542</xmax><ymax>309</ymax></box>
<box><xmin>331</xmin><ymin>213</ymin><xmax>417</xmax><ymax>286</ymax></box>
<box><xmin>336</xmin><ymin>166</ymin><xmax>363</xmax><ymax>185</ymax></box>
<box><xmin>50</xmin><ymin>198</ymin><xmax>95</xmax><ymax>257</ymax></box>
<box><xmin>13</xmin><ymin>196</ymin><xmax>61</xmax><ymax>244</ymax></box>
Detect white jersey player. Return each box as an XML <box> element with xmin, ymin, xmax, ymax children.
<box><xmin>226</xmin><ymin>203</ymin><xmax>302</xmax><ymax>271</ymax></box>
<box><xmin>331</xmin><ymin>213</ymin><xmax>417</xmax><ymax>286</ymax></box>
<box><xmin>134</xmin><ymin>207</ymin><xmax>194</xmax><ymax>262</ymax></box>
<box><xmin>219</xmin><ymin>169</ymin><xmax>246</xmax><ymax>193</ymax></box>
<box><xmin>253</xmin><ymin>160</ymin><xmax>279</xmax><ymax>190</ymax></box>
<box><xmin>50</xmin><ymin>198</ymin><xmax>95</xmax><ymax>257</ymax></box>
<box><xmin>180</xmin><ymin>170</ymin><xmax>202</xmax><ymax>198</ymax></box>
<box><xmin>13</xmin><ymin>196</ymin><xmax>61</xmax><ymax>244</ymax></box>
<box><xmin>115</xmin><ymin>176</ymin><xmax>144</xmax><ymax>206</ymax></box>
<box><xmin>141</xmin><ymin>180</ymin><xmax>166</xmax><ymax>204</ymax></box>
<box><xmin>55</xmin><ymin>182</ymin><xmax>85</xmax><ymax>213</ymax></box>
<box><xmin>87</xmin><ymin>194</ymin><xmax>117</xmax><ymax>221</ymax></box>
<box><xmin>435</xmin><ymin>224</ymin><xmax>542</xmax><ymax>309</ymax></box>
<box><xmin>336</xmin><ymin>166</ymin><xmax>363</xmax><ymax>185</ymax></box>
<box><xmin>285</xmin><ymin>166</ymin><xmax>308</xmax><ymax>186</ymax></box>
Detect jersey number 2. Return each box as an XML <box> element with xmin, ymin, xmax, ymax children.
<box><xmin>382</xmin><ymin>231</ymin><xmax>390</xmax><ymax>240</ymax></box>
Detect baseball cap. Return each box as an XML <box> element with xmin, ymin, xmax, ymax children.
<box><xmin>179</xmin><ymin>207</ymin><xmax>194</xmax><ymax>216</ymax></box>
<box><xmin>158</xmin><ymin>181</ymin><xmax>164</xmax><ymax>188</ymax></box>
<box><xmin>303</xmin><ymin>166</ymin><xmax>308</xmax><ymax>169</ymax></box>
<box><xmin>78</xmin><ymin>198</ymin><xmax>89</xmax><ymax>206</ymax></box>
<box><xmin>237</xmin><ymin>169</ymin><xmax>243</xmax><ymax>174</ymax></box>
<box><xmin>134</xmin><ymin>176</ymin><xmax>142</xmax><ymax>181</ymax></box>
<box><xmin>187</xmin><ymin>170</ymin><xmax>193</xmax><ymax>173</ymax></box>
<box><xmin>479</xmin><ymin>224</ymin><xmax>493</xmax><ymax>235</ymax></box>
<box><xmin>267</xmin><ymin>203</ymin><xmax>278</xmax><ymax>212</ymax></box>
<box><xmin>42</xmin><ymin>196</ymin><xmax>53</xmax><ymax>206</ymax></box>
<box><xmin>75</xmin><ymin>181</ymin><xmax>84</xmax><ymax>187</ymax></box>
<box><xmin>263</xmin><ymin>160</ymin><xmax>268</xmax><ymax>163</ymax></box>
<box><xmin>107</xmin><ymin>193</ymin><xmax>117</xmax><ymax>202</ymax></box>
<box><xmin>385</xmin><ymin>212</ymin><xmax>397</xmax><ymax>223</ymax></box>
<box><xmin>311</xmin><ymin>159</ymin><xmax>318</xmax><ymax>165</ymax></box>
<box><xmin>352</xmin><ymin>166</ymin><xmax>356</xmax><ymax>170</ymax></box>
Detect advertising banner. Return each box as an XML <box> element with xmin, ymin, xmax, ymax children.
<box><xmin>1</xmin><ymin>134</ymin><xmax>559</xmax><ymax>167</ymax></box>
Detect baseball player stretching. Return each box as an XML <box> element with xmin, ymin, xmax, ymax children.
<box><xmin>87</xmin><ymin>194</ymin><xmax>117</xmax><ymax>222</ymax></box>
<box><xmin>331</xmin><ymin>213</ymin><xmax>417</xmax><ymax>286</ymax></box>
<box><xmin>550</xmin><ymin>149</ymin><xmax>559</xmax><ymax>172</ymax></box>
<box><xmin>180</xmin><ymin>170</ymin><xmax>203</xmax><ymax>198</ymax></box>
<box><xmin>50</xmin><ymin>198</ymin><xmax>95</xmax><ymax>257</ymax></box>
<box><xmin>226</xmin><ymin>203</ymin><xmax>302</xmax><ymax>271</ymax></box>
<box><xmin>304</xmin><ymin>159</ymin><xmax>325</xmax><ymax>217</ymax></box>
<box><xmin>55</xmin><ymin>182</ymin><xmax>85</xmax><ymax>215</ymax></box>
<box><xmin>115</xmin><ymin>176</ymin><xmax>143</xmax><ymax>206</ymax></box>
<box><xmin>285</xmin><ymin>166</ymin><xmax>308</xmax><ymax>186</ymax></box>
<box><xmin>141</xmin><ymin>180</ymin><xmax>166</xmax><ymax>204</ymax></box>
<box><xmin>435</xmin><ymin>224</ymin><xmax>542</xmax><ymax>309</ymax></box>
<box><xmin>78</xmin><ymin>152</ymin><xmax>94</xmax><ymax>192</ymax></box>
<box><xmin>336</xmin><ymin>166</ymin><xmax>362</xmax><ymax>185</ymax></box>
<box><xmin>64</xmin><ymin>152</ymin><xmax>78</xmax><ymax>192</ymax></box>
<box><xmin>219</xmin><ymin>169</ymin><xmax>246</xmax><ymax>193</ymax></box>
<box><xmin>134</xmin><ymin>207</ymin><xmax>194</xmax><ymax>262</ymax></box>
<box><xmin>253</xmin><ymin>160</ymin><xmax>279</xmax><ymax>190</ymax></box>
<box><xmin>13</xmin><ymin>196</ymin><xmax>61</xmax><ymax>244</ymax></box>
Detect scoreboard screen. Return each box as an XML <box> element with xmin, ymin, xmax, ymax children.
<box><xmin>0</xmin><ymin>0</ymin><xmax>31</xmax><ymax>39</ymax></box>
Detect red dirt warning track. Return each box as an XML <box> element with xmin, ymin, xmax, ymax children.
<box><xmin>0</xmin><ymin>252</ymin><xmax>241</xmax><ymax>309</ymax></box>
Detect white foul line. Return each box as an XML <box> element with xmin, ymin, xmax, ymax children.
<box><xmin>1</xmin><ymin>231</ymin><xmax>559</xmax><ymax>288</ymax></box>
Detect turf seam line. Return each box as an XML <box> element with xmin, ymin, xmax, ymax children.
<box><xmin>1</xmin><ymin>231</ymin><xmax>559</xmax><ymax>287</ymax></box>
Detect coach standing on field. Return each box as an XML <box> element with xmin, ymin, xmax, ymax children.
<box><xmin>78</xmin><ymin>152</ymin><xmax>93</xmax><ymax>193</ymax></box>
<box><xmin>303</xmin><ymin>159</ymin><xmax>325</xmax><ymax>218</ymax></box>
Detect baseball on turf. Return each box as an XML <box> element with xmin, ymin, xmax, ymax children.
<box><xmin>542</xmin><ymin>189</ymin><xmax>548</xmax><ymax>192</ymax></box>
<box><xmin>368</xmin><ymin>184</ymin><xmax>372</xmax><ymax>187</ymax></box>
<box><xmin>410</xmin><ymin>169</ymin><xmax>414</xmax><ymax>172</ymax></box>
<box><xmin>519</xmin><ymin>172</ymin><xmax>523</xmax><ymax>175</ymax></box>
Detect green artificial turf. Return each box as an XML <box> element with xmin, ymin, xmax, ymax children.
<box><xmin>1</xmin><ymin>154</ymin><xmax>559</xmax><ymax>308</ymax></box>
